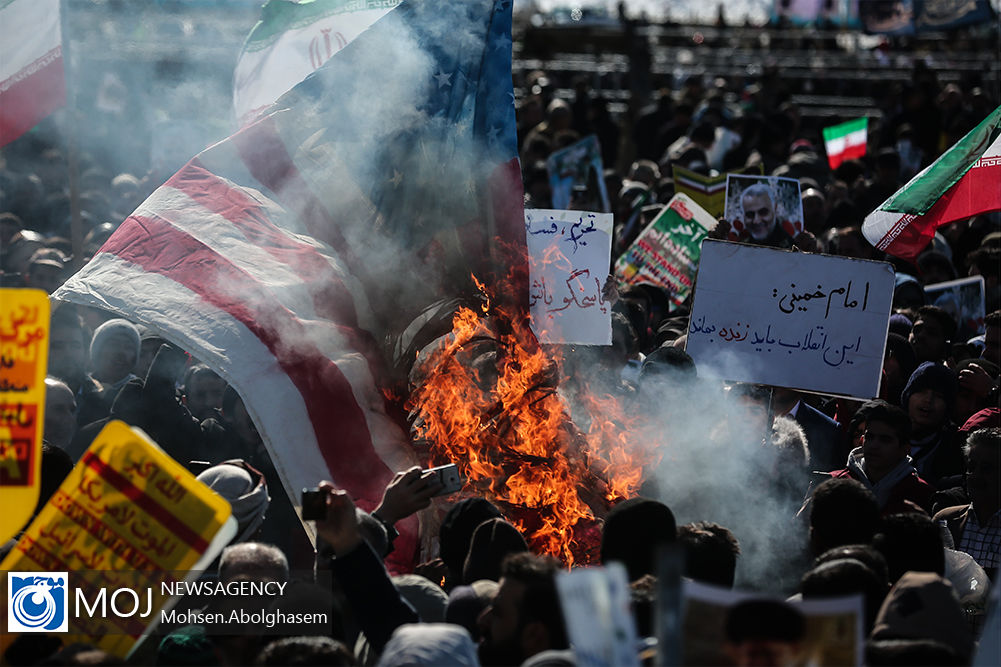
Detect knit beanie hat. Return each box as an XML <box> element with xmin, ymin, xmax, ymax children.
<box><xmin>462</xmin><ymin>517</ymin><xmax>529</xmax><ymax>584</ymax></box>
<box><xmin>900</xmin><ymin>361</ymin><xmax>957</xmax><ymax>413</ymax></box>
<box><xmin>196</xmin><ymin>459</ymin><xmax>270</xmax><ymax>543</ymax></box>
<box><xmin>439</xmin><ymin>498</ymin><xmax>503</xmax><ymax>575</ymax></box>
<box><xmin>89</xmin><ymin>318</ymin><xmax>141</xmax><ymax>367</ymax></box>
<box><xmin>391</xmin><ymin>574</ymin><xmax>449</xmax><ymax>623</ymax></box>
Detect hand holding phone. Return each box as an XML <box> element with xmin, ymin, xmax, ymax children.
<box><xmin>422</xmin><ymin>463</ymin><xmax>463</xmax><ymax>496</ymax></box>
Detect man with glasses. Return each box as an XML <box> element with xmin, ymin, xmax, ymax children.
<box><xmin>829</xmin><ymin>400</ymin><xmax>936</xmax><ymax>515</ymax></box>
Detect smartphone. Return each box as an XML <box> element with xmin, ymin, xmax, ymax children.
<box><xmin>422</xmin><ymin>463</ymin><xmax>464</xmax><ymax>496</ymax></box>
<box><xmin>301</xmin><ymin>488</ymin><xmax>326</xmax><ymax>521</ymax></box>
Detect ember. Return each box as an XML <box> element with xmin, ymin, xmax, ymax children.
<box><xmin>408</xmin><ymin>287</ymin><xmax>657</xmax><ymax>566</ymax></box>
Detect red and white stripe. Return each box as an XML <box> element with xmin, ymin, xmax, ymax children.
<box><xmin>0</xmin><ymin>0</ymin><xmax>65</xmax><ymax>146</ymax></box>
<box><xmin>863</xmin><ymin>133</ymin><xmax>1001</xmax><ymax>262</ymax></box>
<box><xmin>56</xmin><ymin>146</ymin><xmax>420</xmax><ymax>564</ymax></box>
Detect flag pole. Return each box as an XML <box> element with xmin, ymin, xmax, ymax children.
<box><xmin>60</xmin><ymin>0</ymin><xmax>85</xmax><ymax>273</ymax></box>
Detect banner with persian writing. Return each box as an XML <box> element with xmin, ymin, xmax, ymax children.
<box><xmin>685</xmin><ymin>241</ymin><xmax>894</xmax><ymax>398</ymax></box>
<box><xmin>0</xmin><ymin>289</ymin><xmax>48</xmax><ymax>544</ymax></box>
<box><xmin>614</xmin><ymin>193</ymin><xmax>715</xmax><ymax>308</ymax></box>
<box><xmin>526</xmin><ymin>209</ymin><xmax>613</xmax><ymax>345</ymax></box>
<box><xmin>1</xmin><ymin>421</ymin><xmax>236</xmax><ymax>658</ymax></box>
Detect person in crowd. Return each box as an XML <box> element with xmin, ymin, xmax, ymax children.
<box><xmin>772</xmin><ymin>388</ymin><xmax>842</xmax><ymax>473</ymax></box>
<box><xmin>900</xmin><ymin>361</ymin><xmax>963</xmax><ymax>487</ymax></box>
<box><xmin>723</xmin><ymin>599</ymin><xmax>806</xmax><ymax>667</ymax></box>
<box><xmin>477</xmin><ymin>552</ymin><xmax>569</xmax><ymax>666</ymax></box>
<box><xmin>829</xmin><ymin>400</ymin><xmax>935</xmax><ymax>515</ymax></box>
<box><xmin>378</xmin><ymin>624</ymin><xmax>479</xmax><ymax>667</ymax></box>
<box><xmin>908</xmin><ymin>305</ymin><xmax>956</xmax><ymax>364</ymax></box>
<box><xmin>436</xmin><ymin>498</ymin><xmax>505</xmax><ymax>590</ymax></box>
<box><xmin>182</xmin><ymin>363</ymin><xmax>228</xmax><ymax>422</ymax></box>
<box><xmin>953</xmin><ymin>358</ymin><xmax>999</xmax><ymax>426</ymax></box>
<box><xmin>86</xmin><ymin>318</ymin><xmax>142</xmax><ymax>422</ymax></box>
<box><xmin>48</xmin><ymin>306</ymin><xmax>105</xmax><ymax>428</ymax></box>
<box><xmin>800</xmin><ymin>557</ymin><xmax>886</xmax><ymax>633</ymax></box>
<box><xmin>677</xmin><ymin>521</ymin><xmax>741</xmax><ymax>588</ymax></box>
<box><xmin>313</xmin><ymin>481</ymin><xmax>420</xmax><ymax>654</ymax></box>
<box><xmin>197</xmin><ymin>460</ymin><xmax>271</xmax><ymax>545</ymax></box>
<box><xmin>807</xmin><ymin>478</ymin><xmax>880</xmax><ymax>557</ymax></box>
<box><xmin>462</xmin><ymin>517</ymin><xmax>529</xmax><ymax>584</ymax></box>
<box><xmin>22</xmin><ymin>248</ymin><xmax>66</xmax><ymax>294</ymax></box>
<box><xmin>934</xmin><ymin>427</ymin><xmax>1000</xmax><ymax>579</ymax></box>
<box><xmin>872</xmin><ymin>512</ymin><xmax>945</xmax><ymax>584</ymax></box>
<box><xmin>868</xmin><ymin>571</ymin><xmax>973</xmax><ymax>664</ymax></box>
<box><xmin>257</xmin><ymin>636</ymin><xmax>356</xmax><ymax>666</ymax></box>
<box><xmin>600</xmin><ymin>497</ymin><xmax>677</xmax><ymax>582</ymax></box>
<box><xmin>43</xmin><ymin>377</ymin><xmax>77</xmax><ymax>451</ymax></box>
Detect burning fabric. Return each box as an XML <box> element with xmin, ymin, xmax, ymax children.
<box><xmin>406</xmin><ymin>288</ymin><xmax>658</xmax><ymax>566</ymax></box>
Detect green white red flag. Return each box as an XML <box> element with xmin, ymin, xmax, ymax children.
<box><xmin>0</xmin><ymin>0</ymin><xmax>65</xmax><ymax>147</ymax></box>
<box><xmin>233</xmin><ymin>0</ymin><xmax>399</xmax><ymax>126</ymax></box>
<box><xmin>822</xmin><ymin>117</ymin><xmax>868</xmax><ymax>170</ymax></box>
<box><xmin>863</xmin><ymin>105</ymin><xmax>1001</xmax><ymax>262</ymax></box>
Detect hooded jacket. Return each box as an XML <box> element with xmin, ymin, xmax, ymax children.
<box><xmin>831</xmin><ymin>446</ymin><xmax>935</xmax><ymax>515</ymax></box>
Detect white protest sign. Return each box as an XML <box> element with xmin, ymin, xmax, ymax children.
<box><xmin>685</xmin><ymin>240</ymin><xmax>894</xmax><ymax>399</ymax></box>
<box><xmin>556</xmin><ymin>562</ymin><xmax>640</xmax><ymax>667</ymax></box>
<box><xmin>526</xmin><ymin>209</ymin><xmax>613</xmax><ymax>345</ymax></box>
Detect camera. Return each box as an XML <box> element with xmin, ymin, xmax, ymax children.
<box><xmin>301</xmin><ymin>488</ymin><xmax>326</xmax><ymax>521</ymax></box>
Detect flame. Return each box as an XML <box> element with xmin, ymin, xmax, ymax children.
<box><xmin>408</xmin><ymin>284</ymin><xmax>656</xmax><ymax>565</ymax></box>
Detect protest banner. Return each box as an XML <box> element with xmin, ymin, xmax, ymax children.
<box><xmin>681</xmin><ymin>580</ymin><xmax>864</xmax><ymax>666</ymax></box>
<box><xmin>1</xmin><ymin>420</ymin><xmax>236</xmax><ymax>658</ymax></box>
<box><xmin>556</xmin><ymin>562</ymin><xmax>640</xmax><ymax>667</ymax></box>
<box><xmin>0</xmin><ymin>289</ymin><xmax>49</xmax><ymax>544</ymax></box>
<box><xmin>724</xmin><ymin>174</ymin><xmax>804</xmax><ymax>245</ymax></box>
<box><xmin>671</xmin><ymin>165</ymin><xmax>762</xmax><ymax>219</ymax></box>
<box><xmin>614</xmin><ymin>193</ymin><xmax>715</xmax><ymax>308</ymax></box>
<box><xmin>527</xmin><ymin>209</ymin><xmax>613</xmax><ymax>345</ymax></box>
<box><xmin>924</xmin><ymin>275</ymin><xmax>986</xmax><ymax>342</ymax></box>
<box><xmin>685</xmin><ymin>240</ymin><xmax>895</xmax><ymax>399</ymax></box>
<box><xmin>547</xmin><ymin>135</ymin><xmax>611</xmax><ymax>213</ymax></box>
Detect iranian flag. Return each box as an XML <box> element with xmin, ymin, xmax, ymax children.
<box><xmin>233</xmin><ymin>0</ymin><xmax>399</xmax><ymax>126</ymax></box>
<box><xmin>863</xmin><ymin>105</ymin><xmax>1001</xmax><ymax>262</ymax></box>
<box><xmin>0</xmin><ymin>0</ymin><xmax>65</xmax><ymax>147</ymax></box>
<box><xmin>823</xmin><ymin>117</ymin><xmax>868</xmax><ymax>169</ymax></box>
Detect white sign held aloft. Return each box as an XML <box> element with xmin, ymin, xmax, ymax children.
<box><xmin>526</xmin><ymin>209</ymin><xmax>613</xmax><ymax>345</ymax></box>
<box><xmin>556</xmin><ymin>562</ymin><xmax>641</xmax><ymax>667</ymax></box>
<box><xmin>685</xmin><ymin>240</ymin><xmax>894</xmax><ymax>399</ymax></box>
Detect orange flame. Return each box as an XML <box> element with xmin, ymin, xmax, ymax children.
<box><xmin>408</xmin><ymin>288</ymin><xmax>656</xmax><ymax>565</ymax></box>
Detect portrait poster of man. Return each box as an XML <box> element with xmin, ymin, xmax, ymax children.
<box><xmin>724</xmin><ymin>174</ymin><xmax>805</xmax><ymax>249</ymax></box>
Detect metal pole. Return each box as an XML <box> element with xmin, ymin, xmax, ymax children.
<box><xmin>60</xmin><ymin>0</ymin><xmax>85</xmax><ymax>272</ymax></box>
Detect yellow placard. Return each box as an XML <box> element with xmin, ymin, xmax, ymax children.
<box><xmin>1</xmin><ymin>420</ymin><xmax>233</xmax><ymax>657</ymax></box>
<box><xmin>0</xmin><ymin>289</ymin><xmax>50</xmax><ymax>544</ymax></box>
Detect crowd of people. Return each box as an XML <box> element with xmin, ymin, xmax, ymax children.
<box><xmin>2</xmin><ymin>15</ymin><xmax>1001</xmax><ymax>666</ymax></box>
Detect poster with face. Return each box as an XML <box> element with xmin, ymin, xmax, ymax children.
<box><xmin>724</xmin><ymin>175</ymin><xmax>804</xmax><ymax>245</ymax></box>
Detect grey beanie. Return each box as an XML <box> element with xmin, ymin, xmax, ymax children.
<box><xmin>89</xmin><ymin>318</ymin><xmax>141</xmax><ymax>366</ymax></box>
<box><xmin>196</xmin><ymin>459</ymin><xmax>270</xmax><ymax>543</ymax></box>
